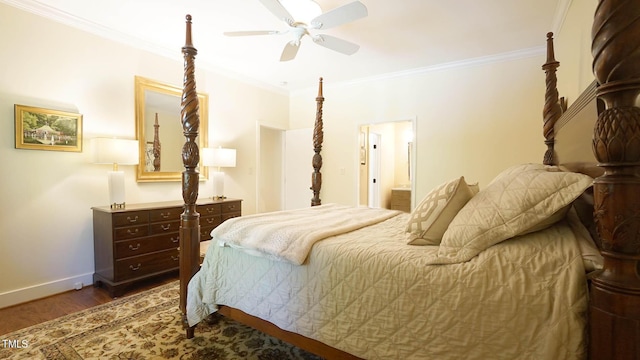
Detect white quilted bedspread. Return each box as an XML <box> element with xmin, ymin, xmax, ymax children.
<box><xmin>188</xmin><ymin>212</ymin><xmax>591</xmax><ymax>359</ymax></box>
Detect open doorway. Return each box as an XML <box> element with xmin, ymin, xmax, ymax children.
<box><xmin>358</xmin><ymin>119</ymin><xmax>415</xmax><ymax>211</ymax></box>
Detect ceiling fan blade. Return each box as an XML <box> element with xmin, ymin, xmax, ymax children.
<box><xmin>313</xmin><ymin>34</ymin><xmax>360</xmax><ymax>55</ymax></box>
<box><xmin>224</xmin><ymin>30</ymin><xmax>280</xmax><ymax>36</ymax></box>
<box><xmin>280</xmin><ymin>41</ymin><xmax>300</xmax><ymax>61</ymax></box>
<box><xmin>259</xmin><ymin>0</ymin><xmax>294</xmax><ymax>25</ymax></box>
<box><xmin>310</xmin><ymin>1</ymin><xmax>368</xmax><ymax>30</ymax></box>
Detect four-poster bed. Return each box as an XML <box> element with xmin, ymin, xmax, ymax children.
<box><xmin>177</xmin><ymin>1</ymin><xmax>640</xmax><ymax>358</ymax></box>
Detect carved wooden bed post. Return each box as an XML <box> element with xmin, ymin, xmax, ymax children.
<box><xmin>541</xmin><ymin>32</ymin><xmax>562</xmax><ymax>165</ymax></box>
<box><xmin>178</xmin><ymin>14</ymin><xmax>201</xmax><ymax>340</ymax></box>
<box><xmin>589</xmin><ymin>1</ymin><xmax>640</xmax><ymax>358</ymax></box>
<box><xmin>311</xmin><ymin>77</ymin><xmax>324</xmax><ymax>206</ymax></box>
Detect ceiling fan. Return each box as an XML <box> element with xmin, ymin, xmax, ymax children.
<box><xmin>224</xmin><ymin>0</ymin><xmax>368</xmax><ymax>61</ymax></box>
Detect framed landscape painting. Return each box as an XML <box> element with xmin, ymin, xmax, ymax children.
<box><xmin>15</xmin><ymin>105</ymin><xmax>83</xmax><ymax>152</ymax></box>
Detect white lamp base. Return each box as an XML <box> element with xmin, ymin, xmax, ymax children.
<box><xmin>212</xmin><ymin>170</ymin><xmax>225</xmax><ymax>199</ymax></box>
<box><xmin>108</xmin><ymin>170</ymin><xmax>126</xmax><ymax>208</ymax></box>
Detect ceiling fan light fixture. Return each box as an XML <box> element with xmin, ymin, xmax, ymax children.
<box><xmin>227</xmin><ymin>0</ymin><xmax>367</xmax><ymax>61</ymax></box>
<box><xmin>279</xmin><ymin>0</ymin><xmax>322</xmax><ymax>24</ymax></box>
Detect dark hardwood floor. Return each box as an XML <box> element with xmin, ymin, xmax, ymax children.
<box><xmin>0</xmin><ymin>272</ymin><xmax>178</xmax><ymax>336</ymax></box>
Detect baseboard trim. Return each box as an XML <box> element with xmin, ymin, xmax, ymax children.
<box><xmin>0</xmin><ymin>273</ymin><xmax>95</xmax><ymax>309</ymax></box>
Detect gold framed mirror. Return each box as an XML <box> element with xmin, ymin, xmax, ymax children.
<box><xmin>135</xmin><ymin>76</ymin><xmax>209</xmax><ymax>182</ymax></box>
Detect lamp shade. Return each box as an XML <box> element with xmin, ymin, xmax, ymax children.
<box><xmin>91</xmin><ymin>138</ymin><xmax>139</xmax><ymax>165</ymax></box>
<box><xmin>202</xmin><ymin>147</ymin><xmax>236</xmax><ymax>168</ymax></box>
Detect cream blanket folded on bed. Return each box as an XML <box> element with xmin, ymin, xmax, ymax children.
<box><xmin>212</xmin><ymin>204</ymin><xmax>401</xmax><ymax>265</ymax></box>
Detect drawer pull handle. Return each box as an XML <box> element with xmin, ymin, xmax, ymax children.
<box><xmin>206</xmin><ymin>218</ymin><xmax>214</xmax><ymax>224</ymax></box>
<box><xmin>129</xmin><ymin>243</ymin><xmax>141</xmax><ymax>251</ymax></box>
<box><xmin>161</xmin><ymin>212</ymin><xmax>171</xmax><ymax>219</ymax></box>
<box><xmin>127</xmin><ymin>228</ymin><xmax>139</xmax><ymax>235</ymax></box>
<box><xmin>206</xmin><ymin>208</ymin><xmax>215</xmax><ymax>213</ymax></box>
<box><xmin>171</xmin><ymin>237</ymin><xmax>179</xmax><ymax>243</ymax></box>
<box><xmin>129</xmin><ymin>263</ymin><xmax>141</xmax><ymax>271</ymax></box>
<box><xmin>228</xmin><ymin>205</ymin><xmax>236</xmax><ymax>210</ymax></box>
<box><xmin>171</xmin><ymin>256</ymin><xmax>179</xmax><ymax>261</ymax></box>
<box><xmin>161</xmin><ymin>224</ymin><xmax>171</xmax><ymax>231</ymax></box>
<box><xmin>127</xmin><ymin>216</ymin><xmax>138</xmax><ymax>223</ymax></box>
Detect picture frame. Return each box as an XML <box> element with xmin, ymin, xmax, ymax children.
<box><xmin>15</xmin><ymin>105</ymin><xmax>83</xmax><ymax>152</ymax></box>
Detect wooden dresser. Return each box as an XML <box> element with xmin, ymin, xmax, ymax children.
<box><xmin>390</xmin><ymin>188</ymin><xmax>411</xmax><ymax>212</ymax></box>
<box><xmin>92</xmin><ymin>198</ymin><xmax>241</xmax><ymax>297</ymax></box>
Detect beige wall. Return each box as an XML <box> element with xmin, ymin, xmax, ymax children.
<box><xmin>553</xmin><ymin>1</ymin><xmax>597</xmax><ymax>103</ymax></box>
<box><xmin>290</xmin><ymin>55</ymin><xmax>547</xmax><ymax>206</ymax></box>
<box><xmin>0</xmin><ymin>3</ymin><xmax>288</xmax><ymax>307</ymax></box>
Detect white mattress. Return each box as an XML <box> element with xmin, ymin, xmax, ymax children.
<box><xmin>188</xmin><ymin>212</ymin><xmax>591</xmax><ymax>359</ymax></box>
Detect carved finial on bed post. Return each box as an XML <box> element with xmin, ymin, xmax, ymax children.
<box><xmin>589</xmin><ymin>1</ymin><xmax>640</xmax><ymax>358</ymax></box>
<box><xmin>541</xmin><ymin>32</ymin><xmax>562</xmax><ymax>165</ymax></box>
<box><xmin>311</xmin><ymin>77</ymin><xmax>324</xmax><ymax>206</ymax></box>
<box><xmin>179</xmin><ymin>13</ymin><xmax>201</xmax><ymax>340</ymax></box>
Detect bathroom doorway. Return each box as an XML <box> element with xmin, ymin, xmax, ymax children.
<box><xmin>358</xmin><ymin>119</ymin><xmax>415</xmax><ymax>211</ymax></box>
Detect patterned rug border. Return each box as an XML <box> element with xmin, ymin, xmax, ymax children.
<box><xmin>0</xmin><ymin>281</ymin><xmax>322</xmax><ymax>360</ymax></box>
<box><xmin>2</xmin><ymin>281</ymin><xmax>178</xmax><ymax>339</ymax></box>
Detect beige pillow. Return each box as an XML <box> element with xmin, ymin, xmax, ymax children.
<box><xmin>436</xmin><ymin>169</ymin><xmax>593</xmax><ymax>263</ymax></box>
<box><xmin>406</xmin><ymin>176</ymin><xmax>479</xmax><ymax>245</ymax></box>
<box><xmin>487</xmin><ymin>163</ymin><xmax>560</xmax><ymax>187</ymax></box>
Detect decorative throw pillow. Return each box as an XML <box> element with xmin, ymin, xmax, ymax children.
<box><xmin>406</xmin><ymin>176</ymin><xmax>479</xmax><ymax>245</ymax></box>
<box><xmin>436</xmin><ymin>169</ymin><xmax>593</xmax><ymax>263</ymax></box>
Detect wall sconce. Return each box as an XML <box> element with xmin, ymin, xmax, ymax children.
<box><xmin>91</xmin><ymin>138</ymin><xmax>139</xmax><ymax>208</ymax></box>
<box><xmin>202</xmin><ymin>147</ymin><xmax>236</xmax><ymax>200</ymax></box>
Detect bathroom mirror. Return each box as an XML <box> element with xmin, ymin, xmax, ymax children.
<box><xmin>135</xmin><ymin>76</ymin><xmax>208</xmax><ymax>182</ymax></box>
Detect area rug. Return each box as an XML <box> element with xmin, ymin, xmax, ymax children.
<box><xmin>0</xmin><ymin>281</ymin><xmax>322</xmax><ymax>360</ymax></box>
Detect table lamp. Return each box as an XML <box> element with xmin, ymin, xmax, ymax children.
<box><xmin>92</xmin><ymin>138</ymin><xmax>139</xmax><ymax>208</ymax></box>
<box><xmin>202</xmin><ymin>147</ymin><xmax>236</xmax><ymax>199</ymax></box>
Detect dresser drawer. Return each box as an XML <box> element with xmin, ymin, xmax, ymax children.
<box><xmin>222</xmin><ymin>201</ymin><xmax>241</xmax><ymax>214</ymax></box>
<box><xmin>201</xmin><ymin>215</ymin><xmax>222</xmax><ymax>228</ymax></box>
<box><xmin>113</xmin><ymin>211</ymin><xmax>149</xmax><ymax>227</ymax></box>
<box><xmin>114</xmin><ymin>248</ymin><xmax>179</xmax><ymax>281</ymax></box>
<box><xmin>149</xmin><ymin>207</ymin><xmax>182</xmax><ymax>222</ymax></box>
<box><xmin>114</xmin><ymin>234</ymin><xmax>180</xmax><ymax>259</ymax></box>
<box><xmin>149</xmin><ymin>219</ymin><xmax>180</xmax><ymax>235</ymax></box>
<box><xmin>199</xmin><ymin>204</ymin><xmax>221</xmax><ymax>216</ymax></box>
<box><xmin>114</xmin><ymin>224</ymin><xmax>149</xmax><ymax>241</ymax></box>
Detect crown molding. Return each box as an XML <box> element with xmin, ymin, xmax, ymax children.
<box><xmin>551</xmin><ymin>0</ymin><xmax>573</xmax><ymax>35</ymax></box>
<box><xmin>292</xmin><ymin>45</ymin><xmax>546</xmax><ymax>95</ymax></box>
